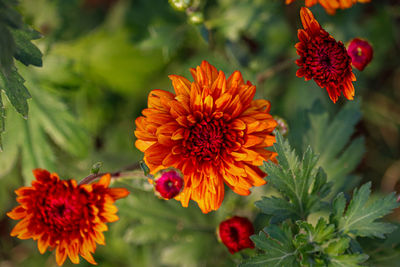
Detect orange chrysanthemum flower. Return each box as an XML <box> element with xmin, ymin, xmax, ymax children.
<box><xmin>7</xmin><ymin>169</ymin><xmax>129</xmax><ymax>266</ymax></box>
<box><xmin>135</xmin><ymin>61</ymin><xmax>277</xmax><ymax>213</ymax></box>
<box><xmin>295</xmin><ymin>7</ymin><xmax>356</xmax><ymax>103</ymax></box>
<box><xmin>285</xmin><ymin>0</ymin><xmax>370</xmax><ymax>14</ymax></box>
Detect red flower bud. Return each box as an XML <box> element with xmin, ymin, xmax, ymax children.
<box><xmin>218</xmin><ymin>216</ymin><xmax>255</xmax><ymax>254</ymax></box>
<box><xmin>347</xmin><ymin>38</ymin><xmax>373</xmax><ymax>71</ymax></box>
<box><xmin>154</xmin><ymin>169</ymin><xmax>184</xmax><ymax>199</ymax></box>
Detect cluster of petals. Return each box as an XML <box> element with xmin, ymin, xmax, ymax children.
<box><xmin>347</xmin><ymin>38</ymin><xmax>373</xmax><ymax>71</ymax></box>
<box><xmin>286</xmin><ymin>0</ymin><xmax>370</xmax><ymax>14</ymax></box>
<box><xmin>154</xmin><ymin>169</ymin><xmax>184</xmax><ymax>199</ymax></box>
<box><xmin>7</xmin><ymin>169</ymin><xmax>129</xmax><ymax>266</ymax></box>
<box><xmin>135</xmin><ymin>61</ymin><xmax>277</xmax><ymax>213</ymax></box>
<box><xmin>218</xmin><ymin>216</ymin><xmax>255</xmax><ymax>254</ymax></box>
<box><xmin>295</xmin><ymin>7</ymin><xmax>356</xmax><ymax>103</ymax></box>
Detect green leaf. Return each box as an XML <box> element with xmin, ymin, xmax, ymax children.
<box><xmin>255</xmin><ymin>196</ymin><xmax>297</xmax><ymax>224</ymax></box>
<box><xmin>297</xmin><ymin>218</ymin><xmax>335</xmax><ymax>244</ymax></box>
<box><xmin>290</xmin><ymin>100</ymin><xmax>365</xmax><ymax>195</ymax></box>
<box><xmin>325</xmin><ymin>238</ymin><xmax>351</xmax><ymax>256</ymax></box>
<box><xmin>0</xmin><ymin>24</ymin><xmax>15</xmax><ymax>72</ymax></box>
<box><xmin>257</xmin><ymin>132</ymin><xmax>331</xmax><ymax>222</ymax></box>
<box><xmin>0</xmin><ymin>67</ymin><xmax>31</xmax><ymax>118</ymax></box>
<box><xmin>328</xmin><ymin>254</ymin><xmax>369</xmax><ymax>267</ymax></box>
<box><xmin>240</xmin><ymin>224</ymin><xmax>299</xmax><ymax>267</ymax></box>
<box><xmin>336</xmin><ymin>182</ymin><xmax>399</xmax><ymax>238</ymax></box>
<box><xmin>0</xmin><ymin>69</ymin><xmax>89</xmax><ymax>182</ymax></box>
<box><xmin>10</xmin><ymin>27</ymin><xmax>43</xmax><ymax>67</ymax></box>
<box><xmin>0</xmin><ymin>0</ymin><xmax>43</xmax><ymax>148</ymax></box>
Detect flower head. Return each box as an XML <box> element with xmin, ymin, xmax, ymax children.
<box><xmin>218</xmin><ymin>216</ymin><xmax>255</xmax><ymax>254</ymax></box>
<box><xmin>347</xmin><ymin>38</ymin><xmax>373</xmax><ymax>71</ymax></box>
<box><xmin>285</xmin><ymin>0</ymin><xmax>370</xmax><ymax>15</ymax></box>
<box><xmin>7</xmin><ymin>169</ymin><xmax>129</xmax><ymax>266</ymax></box>
<box><xmin>295</xmin><ymin>7</ymin><xmax>356</xmax><ymax>103</ymax></box>
<box><xmin>154</xmin><ymin>169</ymin><xmax>184</xmax><ymax>199</ymax></box>
<box><xmin>135</xmin><ymin>61</ymin><xmax>277</xmax><ymax>213</ymax></box>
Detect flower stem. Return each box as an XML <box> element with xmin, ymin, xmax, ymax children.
<box><xmin>78</xmin><ymin>170</ymin><xmax>147</xmax><ymax>185</ymax></box>
<box><xmin>256</xmin><ymin>58</ymin><xmax>295</xmax><ymax>84</ymax></box>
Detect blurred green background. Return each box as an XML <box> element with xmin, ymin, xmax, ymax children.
<box><xmin>0</xmin><ymin>0</ymin><xmax>400</xmax><ymax>266</ymax></box>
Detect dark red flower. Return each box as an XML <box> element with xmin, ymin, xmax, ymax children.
<box><xmin>218</xmin><ymin>216</ymin><xmax>255</xmax><ymax>254</ymax></box>
<box><xmin>155</xmin><ymin>169</ymin><xmax>184</xmax><ymax>199</ymax></box>
<box><xmin>295</xmin><ymin>7</ymin><xmax>356</xmax><ymax>103</ymax></box>
<box><xmin>347</xmin><ymin>38</ymin><xmax>373</xmax><ymax>71</ymax></box>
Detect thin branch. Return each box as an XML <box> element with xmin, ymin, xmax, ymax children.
<box><xmin>256</xmin><ymin>58</ymin><xmax>295</xmax><ymax>84</ymax></box>
<box><xmin>78</xmin><ymin>170</ymin><xmax>147</xmax><ymax>185</ymax></box>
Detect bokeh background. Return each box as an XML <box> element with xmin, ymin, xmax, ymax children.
<box><xmin>0</xmin><ymin>0</ymin><xmax>400</xmax><ymax>266</ymax></box>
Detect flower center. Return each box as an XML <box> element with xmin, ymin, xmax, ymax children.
<box><xmin>42</xmin><ymin>193</ymin><xmax>83</xmax><ymax>232</ymax></box>
<box><xmin>229</xmin><ymin>226</ymin><xmax>239</xmax><ymax>242</ymax></box>
<box><xmin>186</xmin><ymin>118</ymin><xmax>226</xmax><ymax>161</ymax></box>
<box><xmin>307</xmin><ymin>37</ymin><xmax>350</xmax><ymax>84</ymax></box>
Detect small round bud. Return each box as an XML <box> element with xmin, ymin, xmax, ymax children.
<box><xmin>188</xmin><ymin>12</ymin><xmax>204</xmax><ymax>25</ymax></box>
<box><xmin>154</xmin><ymin>169</ymin><xmax>184</xmax><ymax>199</ymax></box>
<box><xmin>273</xmin><ymin>116</ymin><xmax>289</xmax><ymax>137</ymax></box>
<box><xmin>347</xmin><ymin>38</ymin><xmax>373</xmax><ymax>71</ymax></box>
<box><xmin>218</xmin><ymin>216</ymin><xmax>255</xmax><ymax>254</ymax></box>
<box><xmin>168</xmin><ymin>0</ymin><xmax>193</xmax><ymax>11</ymax></box>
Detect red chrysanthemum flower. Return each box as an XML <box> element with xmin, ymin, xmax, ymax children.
<box><xmin>285</xmin><ymin>0</ymin><xmax>370</xmax><ymax>15</ymax></box>
<box><xmin>295</xmin><ymin>7</ymin><xmax>356</xmax><ymax>103</ymax></box>
<box><xmin>154</xmin><ymin>169</ymin><xmax>184</xmax><ymax>199</ymax></box>
<box><xmin>347</xmin><ymin>38</ymin><xmax>373</xmax><ymax>71</ymax></box>
<box><xmin>7</xmin><ymin>169</ymin><xmax>129</xmax><ymax>266</ymax></box>
<box><xmin>218</xmin><ymin>216</ymin><xmax>255</xmax><ymax>254</ymax></box>
<box><xmin>135</xmin><ymin>61</ymin><xmax>277</xmax><ymax>213</ymax></box>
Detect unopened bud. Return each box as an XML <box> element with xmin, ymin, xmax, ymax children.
<box><xmin>347</xmin><ymin>38</ymin><xmax>373</xmax><ymax>71</ymax></box>
<box><xmin>154</xmin><ymin>169</ymin><xmax>184</xmax><ymax>199</ymax></box>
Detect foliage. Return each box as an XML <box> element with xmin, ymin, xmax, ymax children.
<box><xmin>0</xmin><ymin>0</ymin><xmax>43</xmax><ymax>149</ymax></box>
<box><xmin>289</xmin><ymin>100</ymin><xmax>365</xmax><ymax>195</ymax></box>
<box><xmin>0</xmin><ymin>66</ymin><xmax>89</xmax><ymax>183</ymax></box>
<box><xmin>241</xmin><ymin>132</ymin><xmax>399</xmax><ymax>266</ymax></box>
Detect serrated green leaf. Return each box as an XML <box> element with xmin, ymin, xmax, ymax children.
<box><xmin>0</xmin><ymin>24</ymin><xmax>15</xmax><ymax>72</ymax></box>
<box><xmin>337</xmin><ymin>182</ymin><xmax>400</xmax><ymax>238</ymax></box>
<box><xmin>331</xmin><ymin>192</ymin><xmax>346</xmax><ymax>227</ymax></box>
<box><xmin>325</xmin><ymin>238</ymin><xmax>350</xmax><ymax>255</ymax></box>
<box><xmin>0</xmin><ymin>67</ymin><xmax>30</xmax><ymax>117</ymax></box>
<box><xmin>297</xmin><ymin>218</ymin><xmax>335</xmax><ymax>244</ymax></box>
<box><xmin>0</xmin><ymin>68</ymin><xmax>89</xmax><ymax>182</ymax></box>
<box><xmin>260</xmin><ymin>132</ymin><xmax>330</xmax><ymax>222</ymax></box>
<box><xmin>328</xmin><ymin>254</ymin><xmax>368</xmax><ymax>267</ymax></box>
<box><xmin>291</xmin><ymin>100</ymin><xmax>365</xmax><ymax>195</ymax></box>
<box><xmin>241</xmin><ymin>224</ymin><xmax>299</xmax><ymax>267</ymax></box>
<box><xmin>255</xmin><ymin>196</ymin><xmax>298</xmax><ymax>223</ymax></box>
<box><xmin>10</xmin><ymin>27</ymin><xmax>43</xmax><ymax>67</ymax></box>
<box><xmin>0</xmin><ymin>0</ymin><xmax>43</xmax><ymax>149</ymax></box>
<box><xmin>28</xmin><ymin>82</ymin><xmax>89</xmax><ymax>157</ymax></box>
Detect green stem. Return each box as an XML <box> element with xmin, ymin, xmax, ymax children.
<box><xmin>78</xmin><ymin>169</ymin><xmax>147</xmax><ymax>185</ymax></box>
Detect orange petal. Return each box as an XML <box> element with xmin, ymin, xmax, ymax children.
<box><xmin>300</xmin><ymin>7</ymin><xmax>319</xmax><ymax>30</ymax></box>
<box><xmin>169</xmin><ymin>75</ymin><xmax>191</xmax><ymax>97</ymax></box>
<box><xmin>109</xmin><ymin>188</ymin><xmax>130</xmax><ymax>200</ymax></box>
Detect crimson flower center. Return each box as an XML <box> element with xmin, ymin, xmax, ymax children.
<box><xmin>186</xmin><ymin>118</ymin><xmax>226</xmax><ymax>161</ymax></box>
<box><xmin>307</xmin><ymin>37</ymin><xmax>349</xmax><ymax>84</ymax></box>
<box><xmin>43</xmin><ymin>194</ymin><xmax>83</xmax><ymax>231</ymax></box>
<box><xmin>229</xmin><ymin>227</ymin><xmax>239</xmax><ymax>242</ymax></box>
